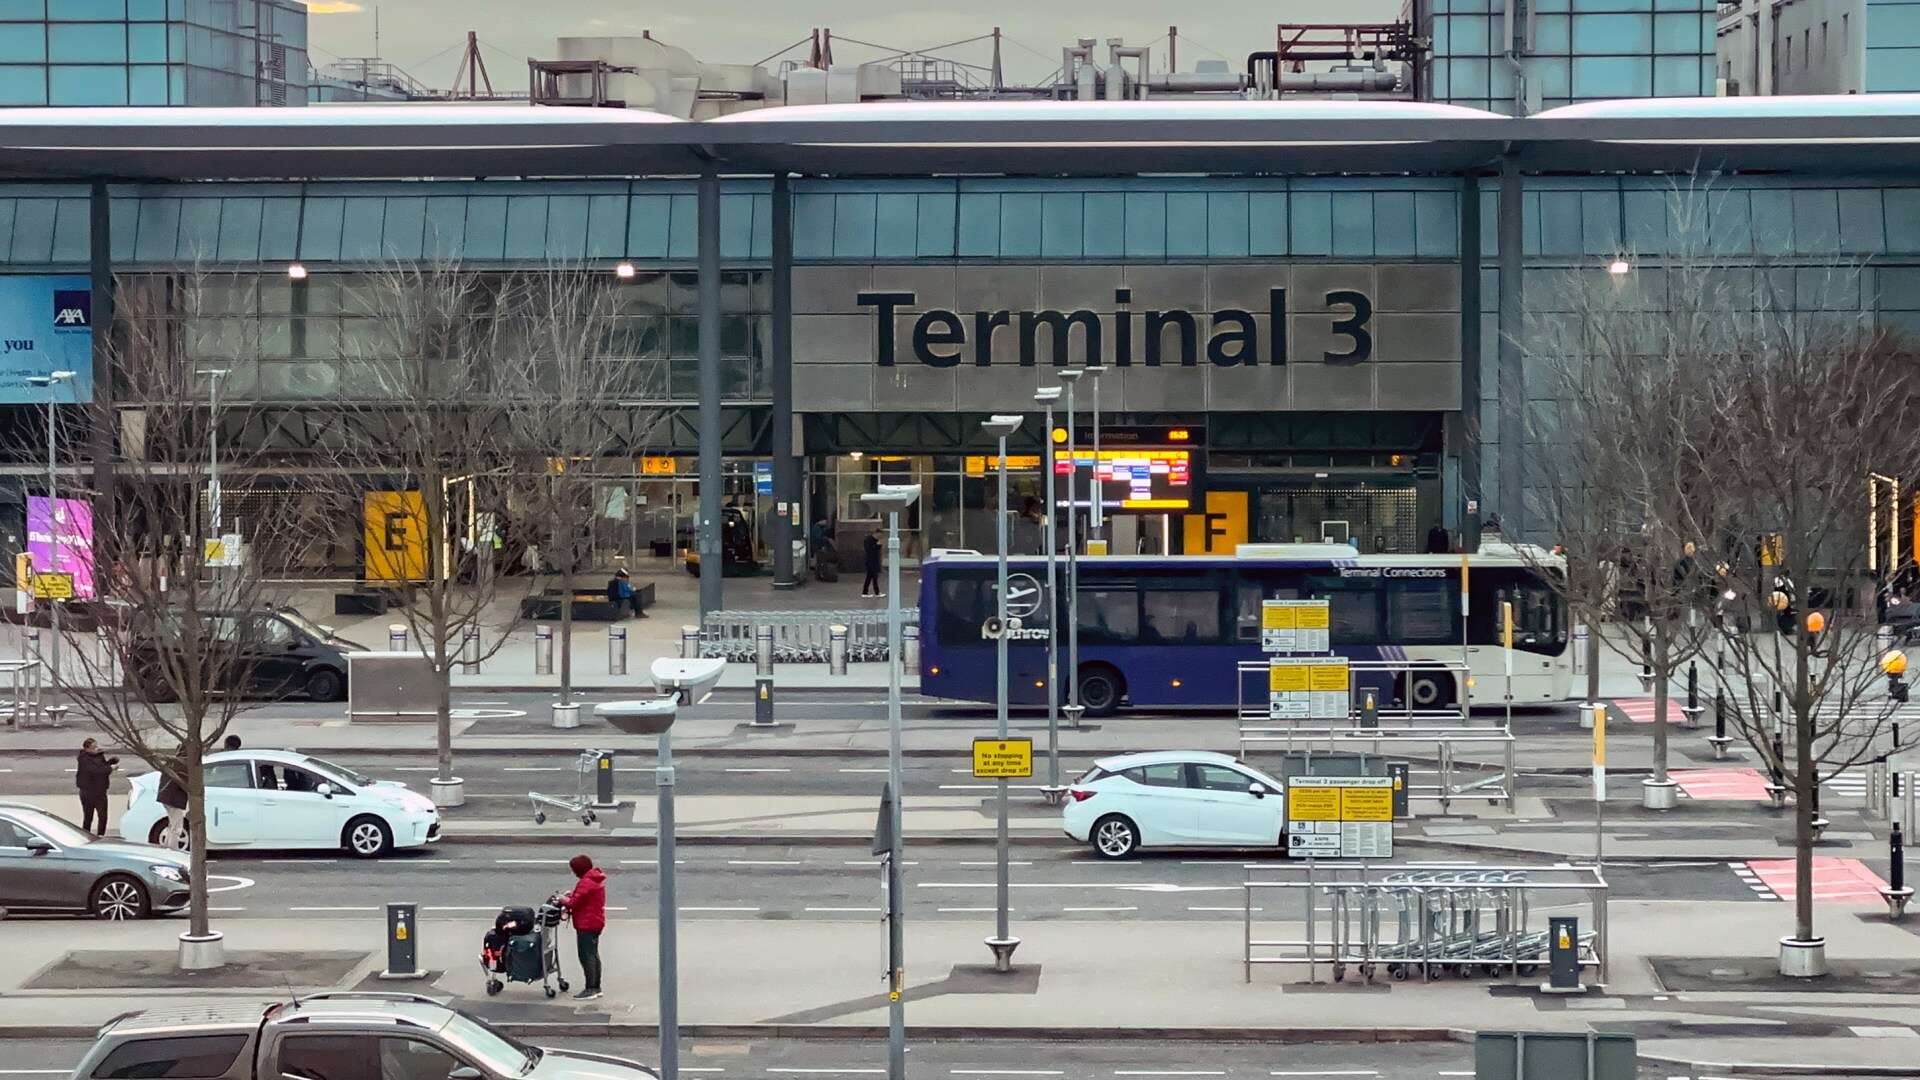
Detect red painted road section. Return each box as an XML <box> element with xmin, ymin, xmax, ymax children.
<box><xmin>1610</xmin><ymin>698</ymin><xmax>1662</xmax><ymax>724</ymax></box>
<box><xmin>1672</xmin><ymin>767</ymin><xmax>1773</xmax><ymax>801</ymax></box>
<box><xmin>1745</xmin><ymin>857</ymin><xmax>1889</xmax><ymax>904</ymax></box>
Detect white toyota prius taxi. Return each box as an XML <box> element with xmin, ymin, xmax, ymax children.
<box><xmin>1062</xmin><ymin>750</ymin><xmax>1287</xmax><ymax>859</ymax></box>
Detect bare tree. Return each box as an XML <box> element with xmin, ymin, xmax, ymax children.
<box><xmin>323</xmin><ymin>262</ymin><xmax>525</xmax><ymax>799</ymax></box>
<box><xmin>41</xmin><ymin>270</ymin><xmax>326</xmax><ymax>963</ymax></box>
<box><xmin>494</xmin><ymin>267</ymin><xmax>667</xmax><ymax>712</ymax></box>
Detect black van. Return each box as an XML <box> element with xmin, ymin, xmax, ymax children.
<box><xmin>126</xmin><ymin>607</ymin><xmax>369</xmax><ymax>702</ymax></box>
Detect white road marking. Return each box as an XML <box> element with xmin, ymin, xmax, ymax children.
<box><xmin>426</xmin><ymin>906</ymin><xmax>508</xmax><ymax>912</ymax></box>
<box><xmin>495</xmin><ymin>859</ymin><xmax>569</xmax><ymax>865</ymax></box>
<box><xmin>0</xmin><ymin>1070</ymin><xmax>74</xmax><ymax>1075</ymax></box>
<box><xmin>1189</xmin><ymin>906</ymin><xmax>1259</xmax><ymax>913</ymax></box>
<box><xmin>263</xmin><ymin>859</ymin><xmax>334</xmax><ymax>865</ymax></box>
<box><xmin>937</xmin><ymin>907</ymin><xmax>1003</xmax><ymax>913</ymax></box>
<box><xmin>503</xmin><ymin>767</ymin><xmax>564</xmax><ymax>773</ymax></box>
<box><xmin>1114</xmin><ymin>1072</ymin><xmax>1226</xmax><ymax>1076</ymax></box>
<box><xmin>844</xmin><ymin>860</ymin><xmax>917</xmax><ymax>867</ymax></box>
<box><xmin>1269</xmin><ymin>1073</ymin><xmax>1378</xmax><ymax>1078</ymax></box>
<box><xmin>725</xmin><ymin>767</ymin><xmax>792</xmax><ymax>773</ymax></box>
<box><xmin>950</xmin><ymin>1071</ymin><xmax>1064</xmax><ymax>1076</ymax></box>
<box><xmin>1062</xmin><ymin>906</ymin><xmax>1137</xmax><ymax>913</ymax></box>
<box><xmin>918</xmin><ymin>882</ymin><xmax>1170</xmax><ymax>890</ymax></box>
<box><xmin>728</xmin><ymin>859</ymin><xmax>802</xmax><ymax>866</ymax></box>
<box><xmin>938</xmin><ymin>784</ymin><xmax>1051</xmax><ymax>791</ymax></box>
<box><xmin>619</xmin><ymin>859</ymin><xmax>686</xmax><ymax>865</ymax></box>
<box><xmin>959</xmin><ymin>861</ymin><xmax>1031</xmax><ymax>867</ymax></box>
<box><xmin>680</xmin><ymin>906</ymin><xmax>758</xmax><ymax>912</ymax></box>
<box><xmin>839</xmin><ymin>768</ymin><xmax>891</xmax><ymax>774</ymax></box>
<box><xmin>205</xmin><ymin>875</ymin><xmax>254</xmax><ymax>894</ymax></box>
<box><xmin>392</xmin><ymin>767</ymin><xmax>439</xmax><ymax>773</ymax></box>
<box><xmin>805</xmin><ymin>906</ymin><xmax>880</xmax><ymax>913</ymax></box>
<box><xmin>291</xmin><ymin>906</ymin><xmax>374</xmax><ymax>912</ymax></box>
<box><xmin>766</xmin><ymin>1070</ymin><xmax>884</xmax><ymax>1076</ymax></box>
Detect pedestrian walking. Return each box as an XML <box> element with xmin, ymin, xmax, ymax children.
<box><xmin>75</xmin><ymin>737</ymin><xmax>117</xmax><ymax>836</ymax></box>
<box><xmin>862</xmin><ymin>528</ymin><xmax>883</xmax><ymax>597</ymax></box>
<box><xmin>157</xmin><ymin>752</ymin><xmax>188</xmax><ymax>849</ymax></box>
<box><xmin>1425</xmin><ymin>522</ymin><xmax>1451</xmax><ymax>554</ymax></box>
<box><xmin>557</xmin><ymin>853</ymin><xmax>606</xmax><ymax>999</ymax></box>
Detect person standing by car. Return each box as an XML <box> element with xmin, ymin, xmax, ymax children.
<box><xmin>75</xmin><ymin>737</ymin><xmax>118</xmax><ymax>836</ymax></box>
<box><xmin>156</xmin><ymin>752</ymin><xmax>188</xmax><ymax>849</ymax></box>
<box><xmin>556</xmin><ymin>854</ymin><xmax>606</xmax><ymax>1000</ymax></box>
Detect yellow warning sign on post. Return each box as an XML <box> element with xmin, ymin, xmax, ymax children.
<box><xmin>1339</xmin><ymin>785</ymin><xmax>1394</xmax><ymax>822</ymax></box>
<box><xmin>971</xmin><ymin>737</ymin><xmax>1034</xmax><ymax>779</ymax></box>
<box><xmin>28</xmin><ymin>571</ymin><xmax>72</xmax><ymax>600</ymax></box>
<box><xmin>1286</xmin><ymin>785</ymin><xmax>1341</xmax><ymax>822</ymax></box>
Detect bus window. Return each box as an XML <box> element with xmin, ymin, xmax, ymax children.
<box><xmin>1143</xmin><ymin>587</ymin><xmax>1222</xmax><ymax>645</ymax></box>
<box><xmin>1234</xmin><ymin>582</ymin><xmax>1301</xmax><ymax>643</ymax></box>
<box><xmin>1079</xmin><ymin>588</ymin><xmax>1140</xmax><ymax>645</ymax></box>
<box><xmin>935</xmin><ymin>574</ymin><xmax>988</xmax><ymax>646</ymax></box>
<box><xmin>1387</xmin><ymin>581</ymin><xmax>1457</xmax><ymax>645</ymax></box>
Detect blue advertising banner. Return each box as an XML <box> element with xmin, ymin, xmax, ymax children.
<box><xmin>0</xmin><ymin>275</ymin><xmax>92</xmax><ymax>403</ymax></box>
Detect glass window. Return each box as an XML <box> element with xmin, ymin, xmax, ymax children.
<box><xmin>1387</xmin><ymin>582</ymin><xmax>1457</xmax><ymax>645</ymax></box>
<box><xmin>1122</xmin><ymin>763</ymin><xmax>1186</xmax><ymax>788</ymax></box>
<box><xmin>874</xmin><ymin>192</ymin><xmax>918</xmax><ymax>258</ymax></box>
<box><xmin>1289</xmin><ymin>192</ymin><xmax>1331</xmax><ymax>256</ymax></box>
<box><xmin>625</xmin><ymin>194</ymin><xmax>671</xmax><ymax>259</ymax></box>
<box><xmin>1373</xmin><ymin>192</ymin><xmax>1416</xmax><ymax>256</ymax></box>
<box><xmin>1249</xmin><ymin>192</ymin><xmax>1288</xmax><ymax>255</ymax></box>
<box><xmin>0</xmin><ymin>0</ymin><xmax>45</xmax><ymax>16</ymax></box>
<box><xmin>0</xmin><ymin>817</ymin><xmax>28</xmax><ymax>845</ymax></box>
<box><xmin>379</xmin><ymin>1038</ymin><xmax>464</xmax><ymax>1080</ymax></box>
<box><xmin>1122</xmin><ymin>192</ymin><xmax>1165</xmax><ymax>257</ymax></box>
<box><xmin>1571</xmin><ymin>13</ymin><xmax>1652</xmax><ymax>53</ymax></box>
<box><xmin>0</xmin><ymin>25</ymin><xmax>44</xmax><ymax>63</ymax></box>
<box><xmin>832</xmin><ymin>193</ymin><xmax>877</xmax><ymax>257</ymax></box>
<box><xmin>1653</xmin><ymin>55</ymin><xmax>1701</xmax><ymax>96</ymax></box>
<box><xmin>956</xmin><ymin>193</ymin><xmax>998</xmax><ymax>257</ymax></box>
<box><xmin>249</xmin><ymin>616</ymin><xmax>297</xmax><ymax>648</ymax></box>
<box><xmin>50</xmin><ymin>64</ymin><xmax>125</xmax><ymax>105</ymax></box>
<box><xmin>1142</xmin><ymin>588</ymin><xmax>1220</xmax><ymax>644</ymax></box>
<box><xmin>1082</xmin><ymin>192</ymin><xmax>1123</xmax><ymax>258</ymax></box>
<box><xmin>915</xmin><ymin>192</ymin><xmax>955</xmax><ymax>257</ymax></box>
<box><xmin>1316</xmin><ymin>585</ymin><xmax>1382</xmax><ymax>644</ymax></box>
<box><xmin>791</xmin><ymin>191</ymin><xmax>833</xmax><ymax>258</ymax></box>
<box><xmin>381</xmin><ymin>196</ymin><xmax>428</xmax><ymax>262</ymax></box>
<box><xmin>719</xmin><ymin>192</ymin><xmax>754</xmax><ymax>259</ymax></box>
<box><xmin>1572</xmin><ymin>55</ymin><xmax>1650</xmax><ymax>97</ymax></box>
<box><xmin>203</xmin><ymin>761</ymin><xmax>252</xmax><ymax>790</ymax></box>
<box><xmin>1191</xmin><ymin>763</ymin><xmax>1254</xmax><ymax>792</ymax></box>
<box><xmin>999</xmin><ymin>193</ymin><xmax>1041</xmax><ymax>258</ymax></box>
<box><xmin>1166</xmin><ymin>192</ymin><xmax>1207</xmax><ymax>257</ymax></box>
<box><xmin>935</xmin><ymin>573</ymin><xmax>986</xmax><ymax>646</ymax></box>
<box><xmin>280</xmin><ymin>1035</ymin><xmax>371</xmax><ymax>1080</ymax></box>
<box><xmin>502</xmin><ymin>196</ymin><xmax>549</xmax><ymax>260</ymax></box>
<box><xmin>91</xmin><ymin>1035</ymin><xmax>249</xmax><ymax>1079</ymax></box>
<box><xmin>49</xmin><ymin>23</ymin><xmax>126</xmax><ymax>64</ymax></box>
<box><xmin>1078</xmin><ymin>588</ymin><xmax>1139</xmax><ymax>644</ymax></box>
<box><xmin>1207</xmin><ymin>191</ymin><xmax>1250</xmax><ymax>257</ymax></box>
<box><xmin>0</xmin><ymin>64</ymin><xmax>45</xmax><ymax>105</ymax></box>
<box><xmin>1040</xmin><ymin>192</ymin><xmax>1082</xmax><ymax>257</ymax></box>
<box><xmin>666</xmin><ymin>194</ymin><xmax>696</xmax><ymax>260</ymax></box>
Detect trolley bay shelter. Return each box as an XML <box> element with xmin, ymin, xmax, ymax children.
<box><xmin>4</xmin><ymin>97</ymin><xmax>1920</xmax><ymax>608</ymax></box>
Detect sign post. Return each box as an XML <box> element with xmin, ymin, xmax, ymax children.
<box><xmin>1268</xmin><ymin>656</ymin><xmax>1351</xmax><ymax>720</ymax></box>
<box><xmin>1285</xmin><ymin>775</ymin><xmax>1394</xmax><ymax>858</ymax></box>
<box><xmin>972</xmin><ymin>738</ymin><xmax>1035</xmax><ymax>779</ymax></box>
<box><xmin>1592</xmin><ymin>701</ymin><xmax>1607</xmax><ymax>868</ymax></box>
<box><xmin>1261</xmin><ymin>599</ymin><xmax>1330</xmax><ymax>654</ymax></box>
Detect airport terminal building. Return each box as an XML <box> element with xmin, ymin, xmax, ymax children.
<box><xmin>0</xmin><ymin>14</ymin><xmax>1918</xmax><ymax>581</ymax></box>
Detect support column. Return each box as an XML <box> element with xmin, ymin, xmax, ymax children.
<box><xmin>697</xmin><ymin>171</ymin><xmax>723</xmax><ymax>617</ymax></box>
<box><xmin>770</xmin><ymin>173</ymin><xmax>800</xmax><ymax>589</ymax></box>
<box><xmin>1456</xmin><ymin>171</ymin><xmax>1484</xmax><ymax>551</ymax></box>
<box><xmin>87</xmin><ymin>181</ymin><xmax>114</xmax><ymax>534</ymax></box>
<box><xmin>1495</xmin><ymin>156</ymin><xmax>1524</xmax><ymax>540</ymax></box>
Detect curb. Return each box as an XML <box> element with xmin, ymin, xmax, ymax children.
<box><xmin>0</xmin><ymin>1021</ymin><xmax>1466</xmax><ymax>1043</ymax></box>
<box><xmin>1640</xmin><ymin>1052</ymin><xmax>1920</xmax><ymax>1077</ymax></box>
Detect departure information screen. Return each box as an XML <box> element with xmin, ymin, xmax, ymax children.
<box><xmin>1053</xmin><ymin>425</ymin><xmax>1204</xmax><ymax>515</ymax></box>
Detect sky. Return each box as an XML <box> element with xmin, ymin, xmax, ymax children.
<box><xmin>301</xmin><ymin>0</ymin><xmax>1402</xmax><ymax>91</ymax></box>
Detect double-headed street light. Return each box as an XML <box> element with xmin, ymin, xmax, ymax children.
<box><xmin>858</xmin><ymin>482</ymin><xmax>921</xmax><ymax>1080</ymax></box>
<box><xmin>25</xmin><ymin>370</ymin><xmax>75</xmax><ymax>698</ymax></box>
<box><xmin>979</xmin><ymin>413</ymin><xmax>1024</xmax><ymax>973</ymax></box>
<box><xmin>1034</xmin><ymin>387</ymin><xmax>1064</xmax><ymax>802</ymax></box>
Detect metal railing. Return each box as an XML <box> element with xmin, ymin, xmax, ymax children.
<box><xmin>693</xmin><ymin>609</ymin><xmax>915</xmax><ymax>664</ymax></box>
<box><xmin>1243</xmin><ymin>861</ymin><xmax>1609</xmax><ymax>986</ymax></box>
<box><xmin>0</xmin><ymin>659</ymin><xmax>46</xmax><ymax>726</ymax></box>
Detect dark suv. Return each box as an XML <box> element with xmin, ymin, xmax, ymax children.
<box><xmin>127</xmin><ymin>607</ymin><xmax>366</xmax><ymax>703</ymax></box>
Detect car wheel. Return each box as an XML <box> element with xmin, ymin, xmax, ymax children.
<box><xmin>343</xmin><ymin>816</ymin><xmax>393</xmax><ymax>858</ymax></box>
<box><xmin>1091</xmin><ymin>814</ymin><xmax>1140</xmax><ymax>859</ymax></box>
<box><xmin>1077</xmin><ymin>664</ymin><xmax>1125</xmax><ymax>718</ymax></box>
<box><xmin>90</xmin><ymin>874</ymin><xmax>149</xmax><ymax>921</ymax></box>
<box><xmin>147</xmin><ymin>821</ymin><xmax>191</xmax><ymax>853</ymax></box>
<box><xmin>305</xmin><ymin>668</ymin><xmax>345</xmax><ymax>702</ymax></box>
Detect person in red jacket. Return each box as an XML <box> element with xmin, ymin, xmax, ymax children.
<box><xmin>557</xmin><ymin>854</ymin><xmax>606</xmax><ymax>999</ymax></box>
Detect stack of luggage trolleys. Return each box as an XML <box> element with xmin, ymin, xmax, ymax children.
<box><xmin>1323</xmin><ymin>868</ymin><xmax>1597</xmax><ymax>983</ymax></box>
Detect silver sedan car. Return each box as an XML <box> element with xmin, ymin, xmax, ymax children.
<box><xmin>0</xmin><ymin>801</ymin><xmax>191</xmax><ymax>920</ymax></box>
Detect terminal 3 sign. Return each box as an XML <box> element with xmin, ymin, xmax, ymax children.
<box><xmin>857</xmin><ymin>287</ymin><xmax>1375</xmax><ymax>368</ymax></box>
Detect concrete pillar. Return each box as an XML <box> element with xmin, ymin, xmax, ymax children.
<box><xmin>88</xmin><ymin>182</ymin><xmax>114</xmax><ymax>537</ymax></box>
<box><xmin>1456</xmin><ymin>170</ymin><xmax>1484</xmax><ymax>551</ymax></box>
<box><xmin>1495</xmin><ymin>156</ymin><xmax>1525</xmax><ymax>540</ymax></box>
<box><xmin>697</xmin><ymin>171</ymin><xmax>723</xmax><ymax>617</ymax></box>
<box><xmin>771</xmin><ymin>173</ymin><xmax>800</xmax><ymax>589</ymax></box>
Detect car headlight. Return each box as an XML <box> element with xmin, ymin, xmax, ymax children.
<box><xmin>149</xmin><ymin>864</ymin><xmax>184</xmax><ymax>882</ymax></box>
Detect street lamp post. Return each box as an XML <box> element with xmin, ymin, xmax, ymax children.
<box><xmin>26</xmin><ymin>370</ymin><xmax>74</xmax><ymax>697</ymax></box>
<box><xmin>1086</xmin><ymin>366</ymin><xmax>1104</xmax><ymax>551</ymax></box>
<box><xmin>1058</xmin><ymin>370</ymin><xmax>1084</xmax><ymax>729</ymax></box>
<box><xmin>1034</xmin><ymin>387</ymin><xmax>1063</xmax><ymax>801</ymax></box>
<box><xmin>860</xmin><ymin>483</ymin><xmax>921</xmax><ymax>1080</ymax></box>
<box><xmin>980</xmin><ymin>414</ymin><xmax>1024</xmax><ymax>972</ymax></box>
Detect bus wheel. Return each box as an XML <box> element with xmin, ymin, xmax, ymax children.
<box><xmin>1405</xmin><ymin>670</ymin><xmax>1457</xmax><ymax>711</ymax></box>
<box><xmin>1077</xmin><ymin>664</ymin><xmax>1125</xmax><ymax>717</ymax></box>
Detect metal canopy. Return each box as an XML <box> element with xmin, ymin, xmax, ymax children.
<box><xmin>1</xmin><ymin>98</ymin><xmax>1920</xmax><ymax>180</ymax></box>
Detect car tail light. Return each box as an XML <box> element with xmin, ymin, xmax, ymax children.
<box><xmin>1068</xmin><ymin>788</ymin><xmax>1095</xmax><ymax>802</ymax></box>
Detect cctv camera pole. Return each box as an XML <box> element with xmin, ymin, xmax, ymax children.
<box><xmin>657</xmin><ymin>726</ymin><xmax>679</xmax><ymax>1080</ymax></box>
<box><xmin>1059</xmin><ymin>370</ymin><xmax>1083</xmax><ymax>725</ymax></box>
<box><xmin>1037</xmin><ymin>390</ymin><xmax>1060</xmax><ymax>794</ymax></box>
<box><xmin>884</xmin><ymin>501</ymin><xmax>907</xmax><ymax>1080</ymax></box>
<box><xmin>990</xmin><ymin>427</ymin><xmax>1017</xmax><ymax>970</ymax></box>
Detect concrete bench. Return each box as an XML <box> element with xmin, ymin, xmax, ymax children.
<box><xmin>520</xmin><ymin>582</ymin><xmax>653</xmax><ymax>621</ymax></box>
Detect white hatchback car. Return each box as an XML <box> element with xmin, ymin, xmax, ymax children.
<box><xmin>1063</xmin><ymin>750</ymin><xmax>1286</xmax><ymax>859</ymax></box>
<box><xmin>121</xmin><ymin>750</ymin><xmax>441</xmax><ymax>858</ymax></box>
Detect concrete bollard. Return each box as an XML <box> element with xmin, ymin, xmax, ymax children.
<box><xmin>378</xmin><ymin>902</ymin><xmax>425</xmax><ymax>980</ymax></box>
<box><xmin>388</xmin><ymin>624</ymin><xmax>407</xmax><ymax>652</ymax></box>
<box><xmin>756</xmin><ymin>624</ymin><xmax>774</xmax><ymax>677</ymax></box>
<box><xmin>902</xmin><ymin>623</ymin><xmax>920</xmax><ymax>674</ymax></box>
<box><xmin>828</xmin><ymin>624</ymin><xmax>849</xmax><ymax>676</ymax></box>
<box><xmin>24</xmin><ymin>626</ymin><xmax>41</xmax><ymax>663</ymax></box>
<box><xmin>534</xmin><ymin>624</ymin><xmax>553</xmax><ymax>676</ymax></box>
<box><xmin>608</xmin><ymin>625</ymin><xmax>628</xmax><ymax>676</ymax></box>
<box><xmin>1884</xmin><ymin>822</ymin><xmax>1914</xmax><ymax>919</ymax></box>
<box><xmin>551</xmin><ymin>701</ymin><xmax>579</xmax><ymax>729</ymax></box>
<box><xmin>459</xmin><ymin>627</ymin><xmax>480</xmax><ymax>674</ymax></box>
<box><xmin>680</xmin><ymin>625</ymin><xmax>700</xmax><ymax>659</ymax></box>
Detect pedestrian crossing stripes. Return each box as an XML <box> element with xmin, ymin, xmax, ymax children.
<box><xmin>1728</xmin><ymin>861</ymin><xmax>1781</xmax><ymax>901</ymax></box>
<box><xmin>1744</xmin><ymin>857</ymin><xmax>1890</xmax><ymax>904</ymax></box>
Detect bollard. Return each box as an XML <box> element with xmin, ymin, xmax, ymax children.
<box><xmin>24</xmin><ymin>626</ymin><xmax>40</xmax><ymax>663</ymax></box>
<box><xmin>551</xmin><ymin>700</ymin><xmax>579</xmax><ymax>729</ymax></box>
<box><xmin>1540</xmin><ymin>915</ymin><xmax>1585</xmax><ymax>993</ymax></box>
<box><xmin>378</xmin><ymin>902</ymin><xmax>425</xmax><ymax>980</ymax></box>
<box><xmin>828</xmin><ymin>624</ymin><xmax>849</xmax><ymax>676</ymax></box>
<box><xmin>1768</xmin><ymin>731</ymin><xmax>1789</xmax><ymax>808</ymax></box>
<box><xmin>1682</xmin><ymin>661</ymin><xmax>1702</xmax><ymax>728</ymax></box>
<box><xmin>608</xmin><ymin>625</ymin><xmax>628</xmax><ymax>676</ymax></box>
<box><xmin>1638</xmin><ymin>634</ymin><xmax>1653</xmax><ymax>691</ymax></box>
<box><xmin>753</xmin><ymin>674</ymin><xmax>777</xmax><ymax>727</ymax></box>
<box><xmin>534</xmin><ymin>624</ymin><xmax>553</xmax><ymax>676</ymax></box>
<box><xmin>680</xmin><ymin>625</ymin><xmax>700</xmax><ymax>659</ymax></box>
<box><xmin>1885</xmin><ymin>821</ymin><xmax>1914</xmax><ymax>919</ymax></box>
<box><xmin>593</xmin><ymin>750</ymin><xmax>618</xmax><ymax>809</ymax></box>
<box><xmin>1360</xmin><ymin>689</ymin><xmax>1378</xmax><ymax>730</ymax></box>
<box><xmin>903</xmin><ymin>623</ymin><xmax>920</xmax><ymax>674</ymax></box>
<box><xmin>388</xmin><ymin>623</ymin><xmax>407</xmax><ymax>652</ymax></box>
<box><xmin>459</xmin><ymin>627</ymin><xmax>480</xmax><ymax>674</ymax></box>
<box><xmin>1708</xmin><ymin>689</ymin><xmax>1733</xmax><ymax>759</ymax></box>
<box><xmin>756</xmin><ymin>624</ymin><xmax>774</xmax><ymax>677</ymax></box>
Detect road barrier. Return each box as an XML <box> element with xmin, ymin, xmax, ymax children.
<box><xmin>533</xmin><ymin>625</ymin><xmax>553</xmax><ymax>675</ymax></box>
<box><xmin>679</xmin><ymin>609</ymin><xmax>911</xmax><ymax>665</ymax></box>
<box><xmin>1243</xmin><ymin>861</ymin><xmax>1609</xmax><ymax>987</ymax></box>
<box><xmin>608</xmin><ymin>625</ymin><xmax>628</xmax><ymax>676</ymax></box>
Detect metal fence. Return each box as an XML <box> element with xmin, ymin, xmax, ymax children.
<box><xmin>0</xmin><ymin>659</ymin><xmax>46</xmax><ymax>726</ymax></box>
<box><xmin>1243</xmin><ymin>861</ymin><xmax>1609</xmax><ymax>986</ymax></box>
<box><xmin>694</xmin><ymin>609</ymin><xmax>915</xmax><ymax>664</ymax></box>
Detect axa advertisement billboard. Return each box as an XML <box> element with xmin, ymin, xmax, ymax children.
<box><xmin>0</xmin><ymin>275</ymin><xmax>92</xmax><ymax>402</ymax></box>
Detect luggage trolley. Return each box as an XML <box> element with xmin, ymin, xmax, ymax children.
<box><xmin>529</xmin><ymin>748</ymin><xmax>606</xmax><ymax>826</ymax></box>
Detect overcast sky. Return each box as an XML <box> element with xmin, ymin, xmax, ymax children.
<box><xmin>302</xmin><ymin>0</ymin><xmax>1401</xmax><ymax>90</ymax></box>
